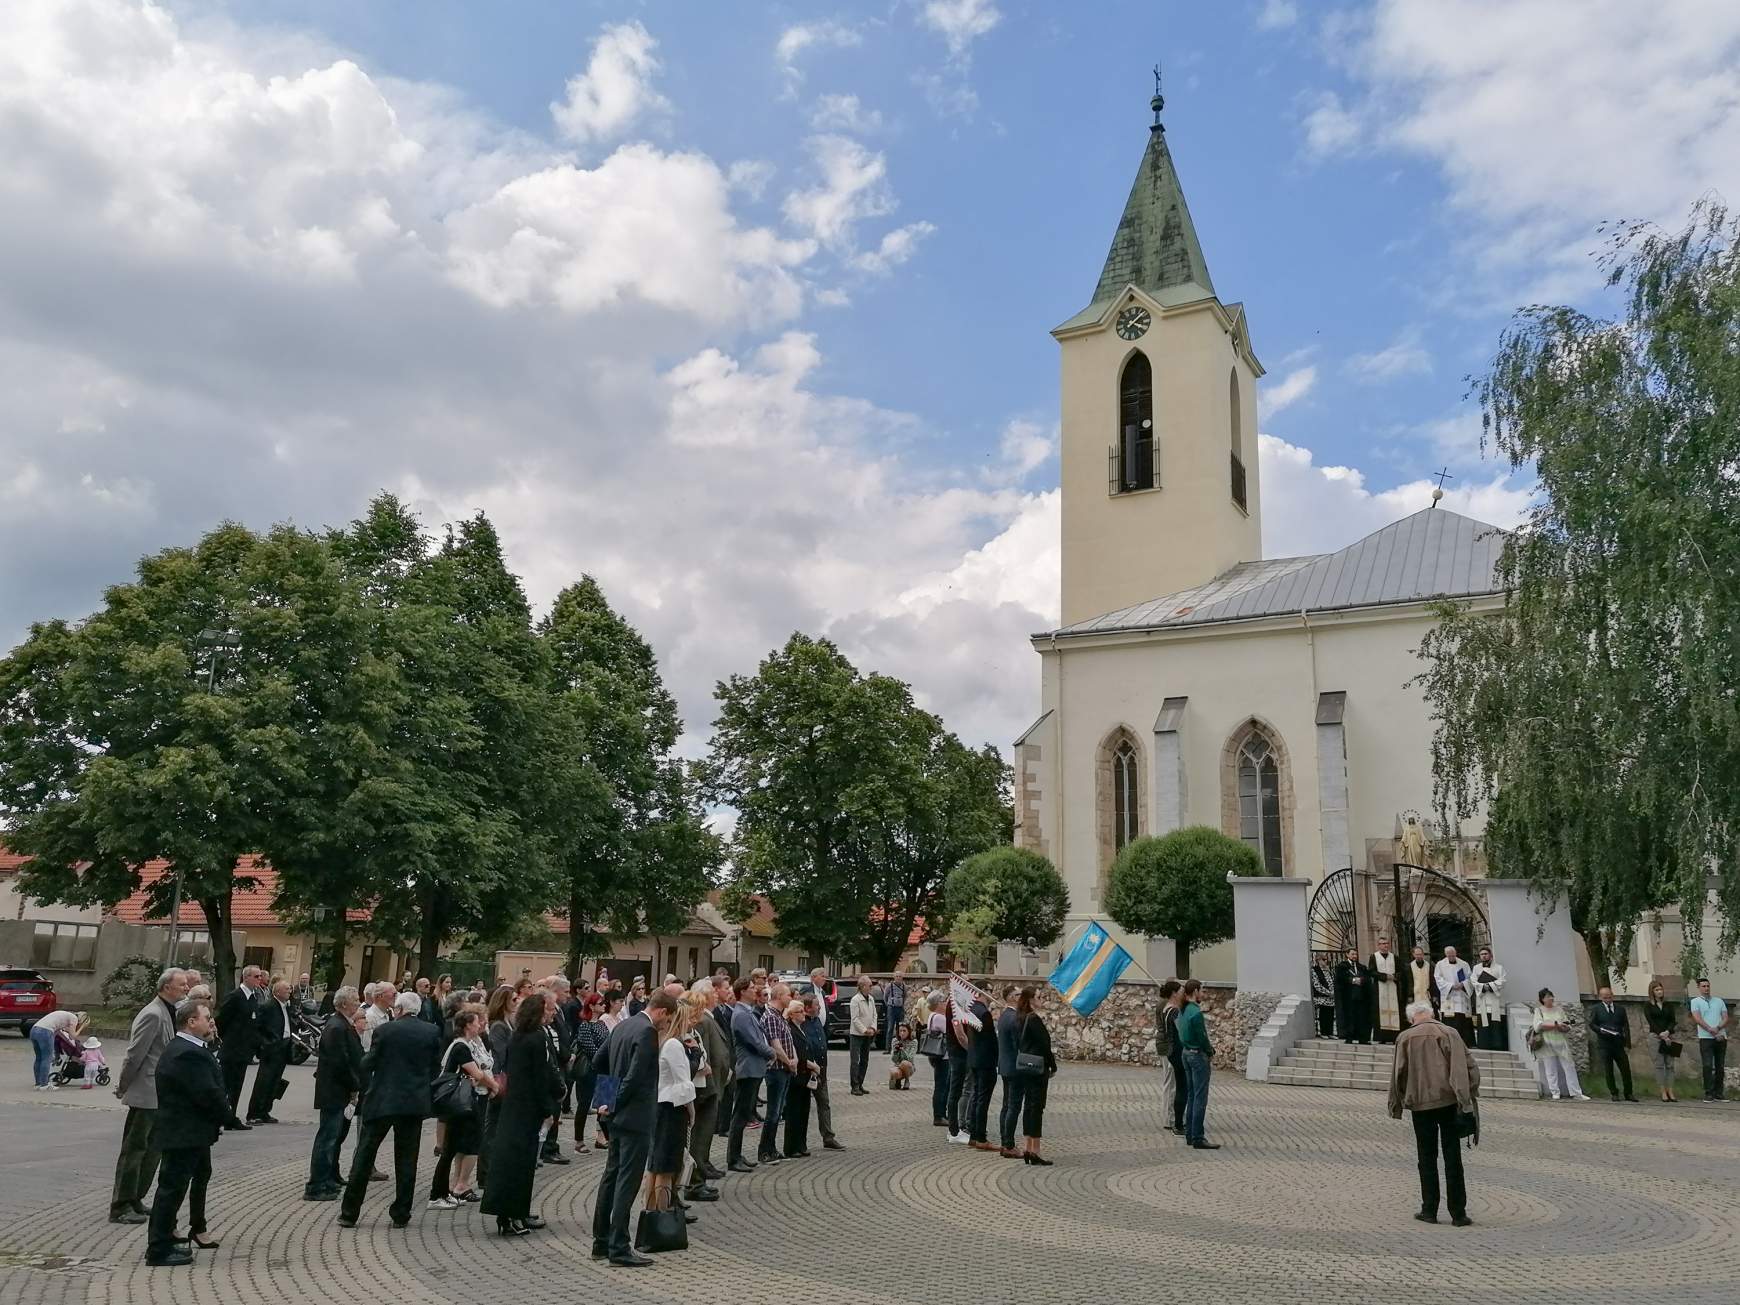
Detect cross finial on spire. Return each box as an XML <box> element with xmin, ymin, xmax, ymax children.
<box><xmin>1430</xmin><ymin>466</ymin><xmax>1454</xmax><ymax>506</ymax></box>
<box><xmin>1150</xmin><ymin>62</ymin><xmax>1165</xmax><ymax>133</ymax></box>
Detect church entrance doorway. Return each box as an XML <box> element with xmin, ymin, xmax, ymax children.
<box><xmin>1306</xmin><ymin>866</ymin><xmax>1489</xmax><ymax>964</ymax></box>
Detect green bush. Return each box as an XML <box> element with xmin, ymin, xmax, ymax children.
<box><xmin>100</xmin><ymin>954</ymin><xmax>166</xmax><ymax>1011</ymax></box>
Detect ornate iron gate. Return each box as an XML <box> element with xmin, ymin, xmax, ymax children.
<box><xmin>1307</xmin><ymin>864</ymin><xmax>1490</xmax><ymax>964</ymax></box>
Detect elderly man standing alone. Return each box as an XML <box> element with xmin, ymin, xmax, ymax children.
<box><xmin>305</xmin><ymin>986</ymin><xmax>365</xmax><ymax>1201</ymax></box>
<box><xmin>1389</xmin><ymin>1000</ymin><xmax>1480</xmax><ymax>1226</ymax></box>
<box><xmin>110</xmin><ymin>967</ymin><xmax>188</xmax><ymax>1224</ymax></box>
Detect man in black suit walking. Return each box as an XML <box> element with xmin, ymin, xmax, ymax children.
<box><xmin>146</xmin><ymin>1000</ymin><xmax>229</xmax><ymax>1267</ymax></box>
<box><xmin>215</xmin><ymin>965</ymin><xmax>267</xmax><ymax>1130</ymax></box>
<box><xmin>1590</xmin><ymin>985</ymin><xmax>1638</xmax><ymax>1102</ymax></box>
<box><xmin>339</xmin><ymin>991</ymin><xmax>441</xmax><ymax>1229</ymax></box>
<box><xmin>246</xmin><ymin>977</ymin><xmax>296</xmax><ymax>1124</ymax></box>
<box><xmin>305</xmin><ymin>985</ymin><xmax>366</xmax><ymax>1200</ymax></box>
<box><xmin>591</xmin><ymin>989</ymin><xmax>676</xmax><ymax>1268</ymax></box>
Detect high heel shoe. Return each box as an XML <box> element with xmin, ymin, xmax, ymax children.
<box><xmin>191</xmin><ymin>1233</ymin><xmax>221</xmax><ymax>1249</ymax></box>
<box><xmin>496</xmin><ymin>1218</ymin><xmax>531</xmax><ymax>1237</ymax></box>
<box><xmin>1022</xmin><ymin>1153</ymin><xmax>1053</xmax><ymax>1166</ymax></box>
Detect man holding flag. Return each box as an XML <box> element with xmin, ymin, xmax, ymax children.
<box><xmin>1047</xmin><ymin>922</ymin><xmax>1133</xmax><ymax>1018</ymax></box>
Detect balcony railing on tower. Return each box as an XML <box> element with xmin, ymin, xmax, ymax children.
<box><xmin>1109</xmin><ymin>434</ymin><xmax>1158</xmax><ymax>494</ymax></box>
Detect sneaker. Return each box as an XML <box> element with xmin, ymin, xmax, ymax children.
<box><xmin>428</xmin><ymin>1195</ymin><xmax>459</xmax><ymax>1210</ymax></box>
<box><xmin>1572</xmin><ymin>1093</ymin><xmax>1591</xmax><ymax>1101</ymax></box>
<box><xmin>947</xmin><ymin>1132</ymin><xmax>969</xmax><ymax>1144</ymax></box>
<box><xmin>1549</xmin><ymin>1092</ymin><xmax>1561</xmax><ymax>1100</ymax></box>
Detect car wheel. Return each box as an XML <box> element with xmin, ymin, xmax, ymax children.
<box><xmin>21</xmin><ymin>1021</ymin><xmax>36</xmax><ymax>1036</ymax></box>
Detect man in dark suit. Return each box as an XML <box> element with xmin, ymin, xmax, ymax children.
<box><xmin>146</xmin><ymin>1000</ymin><xmax>229</xmax><ymax>1267</ymax></box>
<box><xmin>305</xmin><ymin>985</ymin><xmax>366</xmax><ymax>1200</ymax></box>
<box><xmin>541</xmin><ymin>976</ymin><xmax>575</xmax><ymax>1165</ymax></box>
<box><xmin>246</xmin><ymin>977</ymin><xmax>295</xmax><ymax>1124</ymax></box>
<box><xmin>215</xmin><ymin>965</ymin><xmax>267</xmax><ymax>1130</ymax></box>
<box><xmin>964</xmin><ymin>992</ymin><xmax>999</xmax><ymax>1151</ymax></box>
<box><xmin>994</xmin><ymin>984</ymin><xmax>1021</xmax><ymax>1156</ymax></box>
<box><xmin>591</xmin><ymin>989</ymin><xmax>676</xmax><ymax>1267</ymax></box>
<box><xmin>338</xmin><ymin>991</ymin><xmax>442</xmax><ymax>1229</ymax></box>
<box><xmin>1590</xmin><ymin>985</ymin><xmax>1637</xmax><ymax>1102</ymax></box>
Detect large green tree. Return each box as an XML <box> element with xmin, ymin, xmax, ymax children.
<box><xmin>0</xmin><ymin>522</ymin><xmax>385</xmax><ymax>991</ymax></box>
<box><xmin>1105</xmin><ymin>826</ymin><xmax>1264</xmax><ymax>979</ymax></box>
<box><xmin>703</xmin><ymin>634</ymin><xmax>1008</xmax><ymax>970</ymax></box>
<box><xmin>538</xmin><ymin>577</ymin><xmax>717</xmax><ymax>980</ymax></box>
<box><xmin>1416</xmin><ymin>201</ymin><xmax>1740</xmax><ymax>982</ymax></box>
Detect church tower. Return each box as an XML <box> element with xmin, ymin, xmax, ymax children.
<box><xmin>1054</xmin><ymin>82</ymin><xmax>1263</xmax><ymax>627</ymax></box>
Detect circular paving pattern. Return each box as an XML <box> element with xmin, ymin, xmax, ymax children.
<box><xmin>1</xmin><ymin>1048</ymin><xmax>1738</xmax><ymax>1305</ymax></box>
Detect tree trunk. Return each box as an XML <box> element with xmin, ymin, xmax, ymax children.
<box><xmin>566</xmin><ymin>897</ymin><xmax>589</xmax><ymax>983</ymax></box>
<box><xmin>204</xmin><ymin>893</ymin><xmax>238</xmax><ymax>993</ymax></box>
<box><xmin>318</xmin><ymin>916</ymin><xmax>349</xmax><ymax>991</ymax></box>
<box><xmin>416</xmin><ymin>880</ymin><xmax>443</xmax><ymax>978</ymax></box>
<box><xmin>1581</xmin><ymin>928</ymin><xmax>1611</xmax><ymax>991</ymax></box>
<box><xmin>1174</xmin><ymin>936</ymin><xmax>1192</xmax><ymax>981</ymax></box>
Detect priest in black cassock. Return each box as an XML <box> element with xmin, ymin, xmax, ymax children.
<box><xmin>1333</xmin><ymin>948</ymin><xmax>1373</xmax><ymax>1044</ymax></box>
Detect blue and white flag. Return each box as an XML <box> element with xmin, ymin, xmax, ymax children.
<box><xmin>1048</xmin><ymin>921</ymin><xmax>1133</xmax><ymax>1016</ymax></box>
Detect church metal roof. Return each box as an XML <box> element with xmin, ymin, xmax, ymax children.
<box><xmin>1045</xmin><ymin>507</ymin><xmax>1508</xmax><ymax>639</ymax></box>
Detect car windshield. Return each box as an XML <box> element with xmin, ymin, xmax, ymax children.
<box><xmin>1</xmin><ymin>978</ymin><xmax>49</xmax><ymax>989</ymax></box>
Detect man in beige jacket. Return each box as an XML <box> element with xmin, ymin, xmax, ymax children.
<box><xmin>1388</xmin><ymin>999</ymin><xmax>1480</xmax><ymax>1226</ymax></box>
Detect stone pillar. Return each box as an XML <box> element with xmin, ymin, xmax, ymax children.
<box><xmin>995</xmin><ymin>942</ymin><xmax>1024</xmax><ymax>976</ymax></box>
<box><xmin>1151</xmin><ymin>696</ymin><xmax>1188</xmax><ymax>835</ymax></box>
<box><xmin>1483</xmin><ymin>879</ymin><xmax>1581</xmax><ymax>1006</ymax></box>
<box><xmin>1228</xmin><ymin>874</ymin><xmax>1312</xmax><ymax>998</ymax></box>
<box><xmin>1315</xmin><ymin>691</ymin><xmax>1350</xmax><ymax>876</ymax></box>
<box><xmin>917</xmin><ymin>942</ymin><xmax>939</xmax><ymax>974</ymax></box>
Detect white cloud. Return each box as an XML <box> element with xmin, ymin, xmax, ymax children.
<box><xmin>782</xmin><ymin>134</ymin><xmax>896</xmax><ymax>247</ymax></box>
<box><xmin>1256</xmin><ymin>0</ymin><xmax>1300</xmax><ymax>30</ymax></box>
<box><xmin>1261</xmin><ymin>365</ymin><xmax>1318</xmax><ymax>416</ymax></box>
<box><xmin>919</xmin><ymin>0</ymin><xmax>1002</xmax><ymax>58</ymax></box>
<box><xmin>811</xmin><ymin>93</ymin><xmax>886</xmax><ymax>135</ymax></box>
<box><xmin>726</xmin><ymin>159</ymin><xmax>776</xmax><ymax>200</ymax></box>
<box><xmin>0</xmin><ymin>0</ymin><xmax>1046</xmax><ymax>762</ymax></box>
<box><xmin>775</xmin><ymin>20</ymin><xmax>862</xmax><ymax>92</ymax></box>
<box><xmin>1346</xmin><ymin>331</ymin><xmax>1432</xmax><ymax>382</ymax></box>
<box><xmin>550</xmin><ymin>21</ymin><xmax>668</xmax><ymax>146</ymax></box>
<box><xmin>1302</xmin><ymin>90</ymin><xmax>1362</xmax><ymax>157</ymax></box>
<box><xmin>986</xmin><ymin>418</ymin><xmax>1057</xmax><ymax>484</ymax></box>
<box><xmin>915</xmin><ymin>70</ymin><xmax>980</xmax><ymax>120</ymax></box>
<box><xmin>1258</xmin><ymin>433</ymin><xmax>1531</xmax><ymax>557</ymax></box>
<box><xmin>1308</xmin><ymin>0</ymin><xmax>1740</xmax><ymax>299</ymax></box>
<box><xmin>852</xmin><ymin>221</ymin><xmax>936</xmax><ymax>276</ymax></box>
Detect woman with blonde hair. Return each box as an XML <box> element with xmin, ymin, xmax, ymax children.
<box><xmin>643</xmin><ymin>996</ymin><xmax>697</xmax><ymax>1234</ymax></box>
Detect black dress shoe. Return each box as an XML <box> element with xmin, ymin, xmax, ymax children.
<box><xmin>1413</xmin><ymin>1211</ymin><xmax>1438</xmax><ymax>1224</ymax></box>
<box><xmin>783</xmin><ymin>1150</ymin><xmax>810</xmax><ymax>1159</ymax></box>
<box><xmin>111</xmin><ymin>1211</ymin><xmax>149</xmax><ymax>1225</ymax></box>
<box><xmin>590</xmin><ymin>1243</ymin><xmax>608</xmax><ymax>1260</ymax></box>
<box><xmin>146</xmin><ymin>1249</ymin><xmax>194</xmax><ymax>1267</ymax></box>
<box><xmin>255</xmin><ymin>1114</ymin><xmax>279</xmax><ymax>1124</ymax></box>
<box><xmin>683</xmin><ymin>1185</ymin><xmax>720</xmax><ymax>1202</ymax></box>
<box><xmin>823</xmin><ymin>1138</ymin><xmax>845</xmax><ymax>1150</ymax></box>
<box><xmin>609</xmin><ymin>1251</ymin><xmax>654</xmax><ymax>1267</ymax></box>
<box><xmin>303</xmin><ymin>1189</ymin><xmax>339</xmax><ymax>1202</ymax></box>
<box><xmin>728</xmin><ymin>1159</ymin><xmax>757</xmax><ymax>1173</ymax></box>
<box><xmin>1451</xmin><ymin>1215</ymin><xmax>1473</xmax><ymax>1227</ymax></box>
<box><xmin>224</xmin><ymin>1119</ymin><xmax>252</xmax><ymax>1131</ymax></box>
<box><xmin>390</xmin><ymin>1219</ymin><xmax>410</xmax><ymax>1230</ymax></box>
<box><xmin>540</xmin><ymin>1151</ymin><xmax>571</xmax><ymax>1166</ymax></box>
<box><xmin>337</xmin><ymin>1216</ymin><xmax>357</xmax><ymax>1229</ymax></box>
<box><xmin>702</xmin><ymin>1162</ymin><xmax>726</xmax><ymax>1181</ymax></box>
<box><xmin>1189</xmin><ymin>1141</ymin><xmax>1221</xmax><ymax>1150</ymax></box>
<box><xmin>131</xmin><ymin>1201</ymin><xmax>150</xmax><ymax>1217</ymax></box>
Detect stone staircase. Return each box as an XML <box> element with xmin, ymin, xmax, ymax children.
<box><xmin>1267</xmin><ymin>1037</ymin><xmax>1542</xmax><ymax>1100</ymax></box>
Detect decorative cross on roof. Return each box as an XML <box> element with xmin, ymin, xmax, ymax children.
<box><xmin>1430</xmin><ymin>466</ymin><xmax>1454</xmax><ymax>506</ymax></box>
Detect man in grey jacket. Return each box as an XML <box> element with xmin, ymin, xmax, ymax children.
<box><xmin>726</xmin><ymin>976</ymin><xmax>773</xmax><ymax>1172</ymax></box>
<box><xmin>110</xmin><ymin>967</ymin><xmax>189</xmax><ymax>1223</ymax></box>
<box><xmin>1388</xmin><ymin>1000</ymin><xmax>1481</xmax><ymax>1227</ymax></box>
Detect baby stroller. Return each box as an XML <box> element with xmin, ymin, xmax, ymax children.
<box><xmin>51</xmin><ymin>1031</ymin><xmax>111</xmax><ymax>1088</ymax></box>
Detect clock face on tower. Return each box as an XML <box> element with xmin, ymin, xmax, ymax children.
<box><xmin>1115</xmin><ymin>305</ymin><xmax>1151</xmax><ymax>340</ymax></box>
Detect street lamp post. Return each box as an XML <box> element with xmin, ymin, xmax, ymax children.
<box><xmin>166</xmin><ymin>626</ymin><xmax>240</xmax><ymax>967</ymax></box>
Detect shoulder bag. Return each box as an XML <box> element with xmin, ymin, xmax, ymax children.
<box><xmin>1014</xmin><ymin>1015</ymin><xmax>1047</xmax><ymax>1078</ymax></box>
<box><xmin>918</xmin><ymin>1021</ymin><xmax>946</xmax><ymax>1059</ymax></box>
<box><xmin>431</xmin><ymin>1044</ymin><xmax>477</xmax><ymax>1121</ymax></box>
<box><xmin>635</xmin><ymin>1203</ymin><xmax>689</xmax><ymax>1253</ymax></box>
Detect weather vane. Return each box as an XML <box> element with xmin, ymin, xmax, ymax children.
<box><xmin>1430</xmin><ymin>466</ymin><xmax>1454</xmax><ymax>506</ymax></box>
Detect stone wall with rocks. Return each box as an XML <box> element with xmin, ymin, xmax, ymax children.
<box><xmin>897</xmin><ymin>975</ymin><xmax>1282</xmax><ymax>1076</ymax></box>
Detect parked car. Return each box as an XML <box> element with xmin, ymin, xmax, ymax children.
<box><xmin>776</xmin><ymin>974</ymin><xmax>885</xmax><ymax>1048</ymax></box>
<box><xmin>0</xmin><ymin>967</ymin><xmax>57</xmax><ymax>1035</ymax></box>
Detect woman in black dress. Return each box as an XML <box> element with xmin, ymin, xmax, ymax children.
<box><xmin>475</xmin><ymin>985</ymin><xmax>518</xmax><ymax>1190</ymax></box>
<box><xmin>481</xmin><ymin>990</ymin><xmax>557</xmax><ymax>1236</ymax></box>
<box><xmin>429</xmin><ymin>1008</ymin><xmax>498</xmax><ymax>1207</ymax></box>
<box><xmin>1013</xmin><ymin>986</ymin><xmax>1058</xmax><ymax>1165</ymax></box>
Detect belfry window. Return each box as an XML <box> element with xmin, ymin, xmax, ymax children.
<box><xmin>1229</xmin><ymin>368</ymin><xmax>1247</xmax><ymax>511</ymax></box>
<box><xmin>1112</xmin><ymin>352</ymin><xmax>1156</xmax><ymax>493</ymax></box>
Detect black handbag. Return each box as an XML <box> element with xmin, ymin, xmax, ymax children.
<box><xmin>918</xmin><ymin>1027</ymin><xmax>946</xmax><ymax>1059</ymax></box>
<box><xmin>431</xmin><ymin>1070</ymin><xmax>476</xmax><ymax>1121</ymax></box>
<box><xmin>1660</xmin><ymin>1038</ymin><xmax>1683</xmax><ymax>1059</ymax></box>
<box><xmin>1014</xmin><ymin>1016</ymin><xmax>1047</xmax><ymax>1077</ymax></box>
<box><xmin>635</xmin><ymin>1205</ymin><xmax>689</xmax><ymax>1253</ymax></box>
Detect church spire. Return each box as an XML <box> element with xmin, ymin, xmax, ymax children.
<box><xmin>1088</xmin><ymin>74</ymin><xmax>1215</xmax><ymax>307</ymax></box>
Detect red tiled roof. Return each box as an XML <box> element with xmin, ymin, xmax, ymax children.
<box><xmin>1</xmin><ymin>844</ymin><xmax>369</xmax><ymax>928</ymax></box>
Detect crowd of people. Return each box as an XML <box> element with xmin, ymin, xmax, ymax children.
<box><xmin>78</xmin><ymin>953</ymin><xmax>1737</xmax><ymax>1268</ymax></box>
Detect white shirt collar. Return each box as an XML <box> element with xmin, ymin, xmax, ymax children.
<box><xmin>175</xmin><ymin>1031</ymin><xmax>206</xmax><ymax>1046</ymax></box>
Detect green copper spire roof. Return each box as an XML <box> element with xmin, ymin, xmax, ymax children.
<box><xmin>1089</xmin><ymin>87</ymin><xmax>1215</xmax><ymax>305</ymax></box>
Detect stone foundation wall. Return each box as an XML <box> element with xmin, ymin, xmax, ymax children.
<box><xmin>898</xmin><ymin>975</ymin><xmax>1275</xmax><ymax>1075</ymax></box>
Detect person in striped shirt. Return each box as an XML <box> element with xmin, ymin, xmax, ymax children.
<box><xmin>757</xmin><ymin>983</ymin><xmax>797</xmax><ymax>1163</ymax></box>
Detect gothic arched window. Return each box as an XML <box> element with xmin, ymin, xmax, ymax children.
<box><xmin>1237</xmin><ymin>734</ymin><xmax>1283</xmax><ymax>873</ymax></box>
<box><xmin>1229</xmin><ymin>367</ymin><xmax>1247</xmax><ymax>510</ymax></box>
<box><xmin>1115</xmin><ymin>352</ymin><xmax>1155</xmax><ymax>493</ymax></box>
<box><xmin>1112</xmin><ymin>740</ymin><xmax>1139</xmax><ymax>853</ymax></box>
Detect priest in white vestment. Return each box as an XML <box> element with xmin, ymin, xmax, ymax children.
<box><xmin>1368</xmin><ymin>938</ymin><xmax>1402</xmax><ymax>1044</ymax></box>
<box><xmin>1435</xmin><ymin>947</ymin><xmax>1475</xmax><ymax>1047</ymax></box>
<box><xmin>1471</xmin><ymin>947</ymin><xmax>1508</xmax><ymax>1051</ymax></box>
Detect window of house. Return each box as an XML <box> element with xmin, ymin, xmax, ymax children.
<box><xmin>687</xmin><ymin>947</ymin><xmax>699</xmax><ymax>979</ymax></box>
<box><xmin>1113</xmin><ymin>352</ymin><xmax>1156</xmax><ymax>493</ymax></box>
<box><xmin>756</xmin><ymin>953</ymin><xmax>775</xmax><ymax>972</ymax></box>
<box><xmin>1238</xmin><ymin>735</ymin><xmax>1284</xmax><ymax>874</ymax></box>
<box><xmin>1229</xmin><ymin>368</ymin><xmax>1247</xmax><ymax>510</ymax></box>
<box><xmin>175</xmin><ymin>930</ymin><xmax>212</xmax><ymax>967</ymax></box>
<box><xmin>665</xmin><ymin>946</ymin><xmax>678</xmax><ymax>978</ymax></box>
<box><xmin>31</xmin><ymin>922</ymin><xmax>99</xmax><ymax>971</ymax></box>
<box><xmin>1112</xmin><ymin>740</ymin><xmax>1139</xmax><ymax>852</ymax></box>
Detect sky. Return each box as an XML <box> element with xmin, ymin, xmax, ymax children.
<box><xmin>4</xmin><ymin>0</ymin><xmax>1739</xmax><ymax>760</ymax></box>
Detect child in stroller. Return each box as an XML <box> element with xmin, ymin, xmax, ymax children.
<box><xmin>52</xmin><ymin>1018</ymin><xmax>111</xmax><ymax>1088</ymax></box>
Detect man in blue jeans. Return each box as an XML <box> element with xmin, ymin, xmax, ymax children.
<box><xmin>305</xmin><ymin>986</ymin><xmax>364</xmax><ymax>1200</ymax></box>
<box><xmin>1177</xmin><ymin>979</ymin><xmax>1219</xmax><ymax>1150</ymax></box>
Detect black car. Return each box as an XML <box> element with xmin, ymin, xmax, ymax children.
<box><xmin>778</xmin><ymin>976</ymin><xmax>886</xmax><ymax>1048</ymax></box>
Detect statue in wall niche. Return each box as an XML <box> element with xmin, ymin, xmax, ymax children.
<box><xmin>1397</xmin><ymin>811</ymin><xmax>1429</xmax><ymax>867</ymax></box>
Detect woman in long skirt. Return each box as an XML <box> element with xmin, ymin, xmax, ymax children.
<box><xmin>481</xmin><ymin>991</ymin><xmax>559</xmax><ymax>1236</ymax></box>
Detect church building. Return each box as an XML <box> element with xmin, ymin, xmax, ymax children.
<box><xmin>1014</xmin><ymin>88</ymin><xmax>1505</xmax><ymax>981</ymax></box>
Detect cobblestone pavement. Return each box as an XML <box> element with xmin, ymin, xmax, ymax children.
<box><xmin>1</xmin><ymin>1037</ymin><xmax>1737</xmax><ymax>1305</ymax></box>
